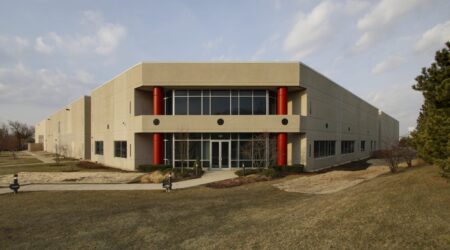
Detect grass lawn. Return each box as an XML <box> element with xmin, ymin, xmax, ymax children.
<box><xmin>0</xmin><ymin>151</ymin><xmax>42</xmax><ymax>166</ymax></box>
<box><xmin>0</xmin><ymin>164</ymin><xmax>449</xmax><ymax>249</ymax></box>
<box><xmin>0</xmin><ymin>162</ymin><xmax>124</xmax><ymax>175</ymax></box>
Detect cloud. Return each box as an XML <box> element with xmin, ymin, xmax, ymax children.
<box><xmin>367</xmin><ymin>83</ymin><xmax>423</xmax><ymax>136</ymax></box>
<box><xmin>355</xmin><ymin>0</ymin><xmax>426</xmax><ymax>51</ymax></box>
<box><xmin>34</xmin><ymin>11</ymin><xmax>126</xmax><ymax>56</ymax></box>
<box><xmin>415</xmin><ymin>20</ymin><xmax>450</xmax><ymax>53</ymax></box>
<box><xmin>34</xmin><ymin>36</ymin><xmax>54</xmax><ymax>54</ymax></box>
<box><xmin>371</xmin><ymin>55</ymin><xmax>406</xmax><ymax>75</ymax></box>
<box><xmin>94</xmin><ymin>23</ymin><xmax>127</xmax><ymax>55</ymax></box>
<box><xmin>202</xmin><ymin>36</ymin><xmax>223</xmax><ymax>50</ymax></box>
<box><xmin>252</xmin><ymin>33</ymin><xmax>280</xmax><ymax>60</ymax></box>
<box><xmin>283</xmin><ymin>1</ymin><xmax>338</xmax><ymax>58</ymax></box>
<box><xmin>283</xmin><ymin>0</ymin><xmax>369</xmax><ymax>58</ymax></box>
<box><xmin>0</xmin><ymin>35</ymin><xmax>30</xmax><ymax>58</ymax></box>
<box><xmin>0</xmin><ymin>64</ymin><xmax>94</xmax><ymax>107</ymax></box>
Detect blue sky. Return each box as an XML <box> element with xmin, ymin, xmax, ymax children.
<box><xmin>0</xmin><ymin>0</ymin><xmax>449</xmax><ymax>135</ymax></box>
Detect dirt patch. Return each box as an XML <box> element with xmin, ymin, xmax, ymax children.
<box><xmin>274</xmin><ymin>159</ymin><xmax>390</xmax><ymax>194</ymax></box>
<box><xmin>76</xmin><ymin>161</ymin><xmax>129</xmax><ymax>172</ymax></box>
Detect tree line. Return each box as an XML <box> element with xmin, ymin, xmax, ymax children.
<box><xmin>0</xmin><ymin>121</ymin><xmax>35</xmax><ymax>151</ymax></box>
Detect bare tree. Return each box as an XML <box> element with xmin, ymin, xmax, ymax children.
<box><xmin>374</xmin><ymin>145</ymin><xmax>402</xmax><ymax>173</ymax></box>
<box><xmin>0</xmin><ymin>123</ymin><xmax>9</xmax><ymax>151</ymax></box>
<box><xmin>8</xmin><ymin>121</ymin><xmax>34</xmax><ymax>150</ymax></box>
<box><xmin>175</xmin><ymin>133</ymin><xmax>188</xmax><ymax>174</ymax></box>
<box><xmin>400</xmin><ymin>147</ymin><xmax>416</xmax><ymax>168</ymax></box>
<box><xmin>240</xmin><ymin>133</ymin><xmax>277</xmax><ymax>168</ymax></box>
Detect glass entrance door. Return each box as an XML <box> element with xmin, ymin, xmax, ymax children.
<box><xmin>210</xmin><ymin>140</ymin><xmax>230</xmax><ymax>169</ymax></box>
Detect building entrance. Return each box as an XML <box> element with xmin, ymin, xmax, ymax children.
<box><xmin>210</xmin><ymin>140</ymin><xmax>230</xmax><ymax>169</ymax></box>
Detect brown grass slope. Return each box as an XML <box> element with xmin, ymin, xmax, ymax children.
<box><xmin>0</xmin><ymin>164</ymin><xmax>449</xmax><ymax>249</ymax></box>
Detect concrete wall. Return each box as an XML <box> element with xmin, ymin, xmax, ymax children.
<box><xmin>28</xmin><ymin>143</ymin><xmax>43</xmax><ymax>151</ymax></box>
<box><xmin>293</xmin><ymin>63</ymin><xmax>398</xmax><ymax>171</ymax></box>
<box><xmin>140</xmin><ymin>62</ymin><xmax>300</xmax><ymax>87</ymax></box>
<box><xmin>35</xmin><ymin>96</ymin><xmax>91</xmax><ymax>159</ymax></box>
<box><xmin>90</xmin><ymin>66</ymin><xmax>138</xmax><ymax>170</ymax></box>
<box><xmin>378</xmin><ymin>111</ymin><xmax>400</xmax><ymax>149</ymax></box>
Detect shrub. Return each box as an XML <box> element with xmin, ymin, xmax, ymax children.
<box><xmin>271</xmin><ymin>165</ymin><xmax>304</xmax><ymax>173</ymax></box>
<box><xmin>138</xmin><ymin>164</ymin><xmax>172</xmax><ymax>173</ymax></box>
<box><xmin>261</xmin><ymin>168</ymin><xmax>280</xmax><ymax>178</ymax></box>
<box><xmin>172</xmin><ymin>167</ymin><xmax>204</xmax><ymax>178</ymax></box>
<box><xmin>235</xmin><ymin>168</ymin><xmax>262</xmax><ymax>176</ymax></box>
<box><xmin>437</xmin><ymin>158</ymin><xmax>450</xmax><ymax>178</ymax></box>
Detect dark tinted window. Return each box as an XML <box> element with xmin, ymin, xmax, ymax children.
<box><xmin>253</xmin><ymin>97</ymin><xmax>266</xmax><ymax>115</ymax></box>
<box><xmin>189</xmin><ymin>97</ymin><xmax>201</xmax><ymax>115</ymax></box>
<box><xmin>175</xmin><ymin>97</ymin><xmax>187</xmax><ymax>115</ymax></box>
<box><xmin>211</xmin><ymin>97</ymin><xmax>230</xmax><ymax>115</ymax></box>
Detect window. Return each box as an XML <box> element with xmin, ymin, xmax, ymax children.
<box><xmin>341</xmin><ymin>141</ymin><xmax>355</xmax><ymax>154</ymax></box>
<box><xmin>313</xmin><ymin>141</ymin><xmax>336</xmax><ymax>158</ymax></box>
<box><xmin>95</xmin><ymin>141</ymin><xmax>103</xmax><ymax>155</ymax></box>
<box><xmin>169</xmin><ymin>89</ymin><xmax>276</xmax><ymax>116</ymax></box>
<box><xmin>114</xmin><ymin>141</ymin><xmax>127</xmax><ymax>158</ymax></box>
<box><xmin>361</xmin><ymin>141</ymin><xmax>365</xmax><ymax>152</ymax></box>
<box><xmin>211</xmin><ymin>97</ymin><xmax>230</xmax><ymax>115</ymax></box>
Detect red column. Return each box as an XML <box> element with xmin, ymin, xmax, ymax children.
<box><xmin>153</xmin><ymin>87</ymin><xmax>164</xmax><ymax>165</ymax></box>
<box><xmin>277</xmin><ymin>87</ymin><xmax>287</xmax><ymax>166</ymax></box>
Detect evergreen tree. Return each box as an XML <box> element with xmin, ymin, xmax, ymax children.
<box><xmin>412</xmin><ymin>42</ymin><xmax>450</xmax><ymax>176</ymax></box>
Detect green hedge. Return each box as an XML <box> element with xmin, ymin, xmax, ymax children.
<box><xmin>137</xmin><ymin>164</ymin><xmax>172</xmax><ymax>173</ymax></box>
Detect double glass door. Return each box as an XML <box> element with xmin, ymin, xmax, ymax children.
<box><xmin>211</xmin><ymin>140</ymin><xmax>230</xmax><ymax>169</ymax></box>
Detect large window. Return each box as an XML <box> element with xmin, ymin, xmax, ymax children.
<box><xmin>313</xmin><ymin>141</ymin><xmax>336</xmax><ymax>158</ymax></box>
<box><xmin>114</xmin><ymin>141</ymin><xmax>127</xmax><ymax>158</ymax></box>
<box><xmin>341</xmin><ymin>141</ymin><xmax>355</xmax><ymax>154</ymax></box>
<box><xmin>95</xmin><ymin>141</ymin><xmax>103</xmax><ymax>155</ymax></box>
<box><xmin>167</xmin><ymin>89</ymin><xmax>276</xmax><ymax>115</ymax></box>
<box><xmin>165</xmin><ymin>133</ymin><xmax>276</xmax><ymax>168</ymax></box>
<box><xmin>361</xmin><ymin>141</ymin><xmax>365</xmax><ymax>152</ymax></box>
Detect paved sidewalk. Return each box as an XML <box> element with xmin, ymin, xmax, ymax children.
<box><xmin>25</xmin><ymin>151</ymin><xmax>54</xmax><ymax>163</ymax></box>
<box><xmin>0</xmin><ymin>170</ymin><xmax>236</xmax><ymax>194</ymax></box>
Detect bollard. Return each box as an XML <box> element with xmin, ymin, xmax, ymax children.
<box><xmin>162</xmin><ymin>173</ymin><xmax>172</xmax><ymax>192</ymax></box>
<box><xmin>9</xmin><ymin>174</ymin><xmax>20</xmax><ymax>194</ymax></box>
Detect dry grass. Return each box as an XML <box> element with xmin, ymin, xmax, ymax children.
<box><xmin>0</xmin><ymin>161</ymin><xmax>125</xmax><ymax>175</ymax></box>
<box><xmin>0</xmin><ymin>164</ymin><xmax>449</xmax><ymax>249</ymax></box>
<box><xmin>0</xmin><ymin>151</ymin><xmax>42</xmax><ymax>166</ymax></box>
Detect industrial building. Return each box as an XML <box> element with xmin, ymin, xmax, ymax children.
<box><xmin>35</xmin><ymin>62</ymin><xmax>399</xmax><ymax>171</ymax></box>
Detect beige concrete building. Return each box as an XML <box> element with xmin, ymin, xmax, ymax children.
<box><xmin>35</xmin><ymin>96</ymin><xmax>91</xmax><ymax>160</ymax></box>
<box><xmin>35</xmin><ymin>62</ymin><xmax>399</xmax><ymax>171</ymax></box>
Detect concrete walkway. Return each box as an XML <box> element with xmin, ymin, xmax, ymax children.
<box><xmin>0</xmin><ymin>170</ymin><xmax>236</xmax><ymax>194</ymax></box>
<box><xmin>25</xmin><ymin>151</ymin><xmax>54</xmax><ymax>163</ymax></box>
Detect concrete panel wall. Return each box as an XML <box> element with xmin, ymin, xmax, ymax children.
<box><xmin>36</xmin><ymin>96</ymin><xmax>91</xmax><ymax>159</ymax></box>
<box><xmin>141</xmin><ymin>62</ymin><xmax>299</xmax><ymax>86</ymax></box>
<box><xmin>298</xmin><ymin>63</ymin><xmax>398</xmax><ymax>171</ymax></box>
<box><xmin>378</xmin><ymin>111</ymin><xmax>400</xmax><ymax>149</ymax></box>
<box><xmin>91</xmin><ymin>66</ymin><xmax>140</xmax><ymax>171</ymax></box>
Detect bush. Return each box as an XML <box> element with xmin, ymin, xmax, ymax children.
<box><xmin>138</xmin><ymin>164</ymin><xmax>172</xmax><ymax>173</ymax></box>
<box><xmin>270</xmin><ymin>165</ymin><xmax>304</xmax><ymax>173</ymax></box>
<box><xmin>437</xmin><ymin>158</ymin><xmax>450</xmax><ymax>178</ymax></box>
<box><xmin>171</xmin><ymin>167</ymin><xmax>204</xmax><ymax>178</ymax></box>
<box><xmin>235</xmin><ymin>168</ymin><xmax>262</xmax><ymax>176</ymax></box>
<box><xmin>261</xmin><ymin>168</ymin><xmax>280</xmax><ymax>178</ymax></box>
